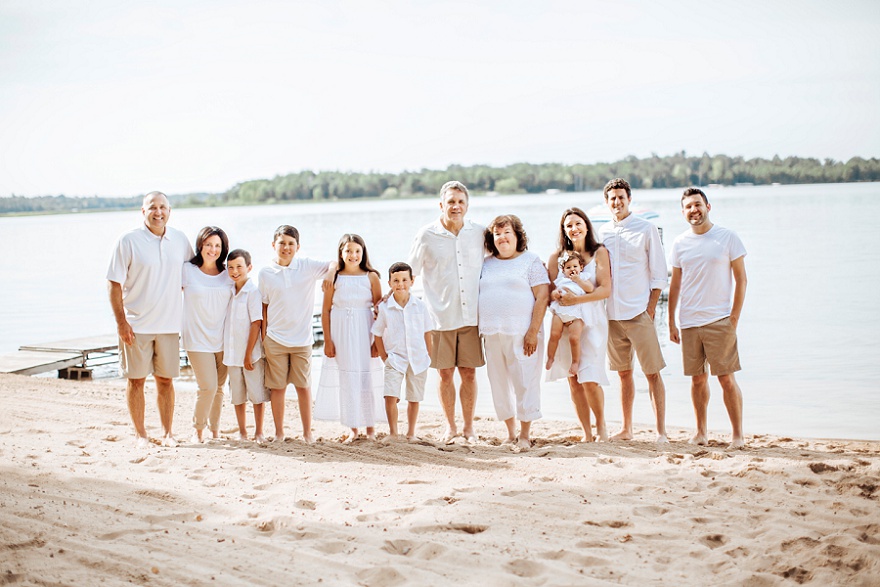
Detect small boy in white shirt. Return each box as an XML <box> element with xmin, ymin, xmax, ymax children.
<box><xmin>372</xmin><ymin>262</ymin><xmax>434</xmax><ymax>440</ymax></box>
<box><xmin>224</xmin><ymin>249</ymin><xmax>270</xmax><ymax>443</ymax></box>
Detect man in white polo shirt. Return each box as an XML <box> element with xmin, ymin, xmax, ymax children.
<box><xmin>668</xmin><ymin>187</ymin><xmax>747</xmax><ymax>448</ymax></box>
<box><xmin>598</xmin><ymin>178</ymin><xmax>669</xmax><ymax>443</ymax></box>
<box><xmin>107</xmin><ymin>191</ymin><xmax>194</xmax><ymax>448</ymax></box>
<box><xmin>408</xmin><ymin>181</ymin><xmax>486</xmax><ymax>443</ymax></box>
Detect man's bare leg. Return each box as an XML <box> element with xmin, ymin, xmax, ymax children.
<box><xmin>269</xmin><ymin>387</ymin><xmax>286</xmax><ymax>440</ymax></box>
<box><xmin>459</xmin><ymin>367</ymin><xmax>477</xmax><ymax>441</ymax></box>
<box><xmin>438</xmin><ymin>367</ymin><xmax>458</xmax><ymax>441</ymax></box>
<box><xmin>718</xmin><ymin>373</ymin><xmax>744</xmax><ymax>448</ymax></box>
<box><xmin>126</xmin><ymin>377</ymin><xmax>148</xmax><ymax>446</ymax></box>
<box><xmin>611</xmin><ymin>369</ymin><xmax>635</xmax><ymax>440</ymax></box>
<box><xmin>690</xmin><ymin>373</ymin><xmax>710</xmax><ymax>445</ymax></box>
<box><xmin>568</xmin><ymin>377</ymin><xmax>593</xmax><ymax>442</ymax></box>
<box><xmin>646</xmin><ymin>372</ymin><xmax>668</xmax><ymax>443</ymax></box>
<box><xmin>583</xmin><ymin>382</ymin><xmax>607</xmax><ymax>441</ymax></box>
<box><xmin>154</xmin><ymin>376</ymin><xmax>176</xmax><ymax>447</ymax></box>
<box><xmin>295</xmin><ymin>386</ymin><xmax>313</xmax><ymax>443</ymax></box>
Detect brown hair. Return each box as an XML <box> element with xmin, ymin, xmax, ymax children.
<box><xmin>603</xmin><ymin>177</ymin><xmax>631</xmax><ymax>200</ymax></box>
<box><xmin>682</xmin><ymin>187</ymin><xmax>709</xmax><ymax>205</ymax></box>
<box><xmin>556</xmin><ymin>207</ymin><xmax>601</xmax><ymax>256</ymax></box>
<box><xmin>190</xmin><ymin>226</ymin><xmax>230</xmax><ymax>270</ymax></box>
<box><xmin>558</xmin><ymin>250</ymin><xmax>585</xmax><ymax>269</ymax></box>
<box><xmin>484</xmin><ymin>214</ymin><xmax>528</xmax><ymax>256</ymax></box>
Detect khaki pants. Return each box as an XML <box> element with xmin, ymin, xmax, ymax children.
<box><xmin>188</xmin><ymin>351</ymin><xmax>228</xmax><ymax>431</ymax></box>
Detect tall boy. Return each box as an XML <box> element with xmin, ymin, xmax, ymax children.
<box><xmin>224</xmin><ymin>249</ymin><xmax>270</xmax><ymax>443</ymax></box>
<box><xmin>372</xmin><ymin>262</ymin><xmax>434</xmax><ymax>440</ymax></box>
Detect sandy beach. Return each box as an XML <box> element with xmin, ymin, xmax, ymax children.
<box><xmin>1</xmin><ymin>373</ymin><xmax>878</xmax><ymax>586</ymax></box>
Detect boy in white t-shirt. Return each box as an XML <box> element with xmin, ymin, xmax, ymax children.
<box><xmin>224</xmin><ymin>249</ymin><xmax>270</xmax><ymax>443</ymax></box>
<box><xmin>372</xmin><ymin>262</ymin><xmax>434</xmax><ymax>440</ymax></box>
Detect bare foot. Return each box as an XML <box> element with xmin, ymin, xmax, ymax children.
<box><xmin>462</xmin><ymin>428</ymin><xmax>477</xmax><ymax>444</ymax></box>
<box><xmin>579</xmin><ymin>434</ymin><xmax>595</xmax><ymax>443</ymax></box>
<box><xmin>135</xmin><ymin>436</ymin><xmax>150</xmax><ymax>449</ymax></box>
<box><xmin>238</xmin><ymin>433</ymin><xmax>249</xmax><ymax>441</ymax></box>
<box><xmin>342</xmin><ymin>432</ymin><xmax>357</xmax><ymax>444</ymax></box>
<box><xmin>596</xmin><ymin>423</ymin><xmax>609</xmax><ymax>442</ymax></box>
<box><xmin>689</xmin><ymin>433</ymin><xmax>708</xmax><ymax>446</ymax></box>
<box><xmin>441</xmin><ymin>428</ymin><xmax>457</xmax><ymax>444</ymax></box>
<box><xmin>568</xmin><ymin>361</ymin><xmax>579</xmax><ymax>377</ymax></box>
<box><xmin>302</xmin><ymin>433</ymin><xmax>315</xmax><ymax>445</ymax></box>
<box><xmin>545</xmin><ymin>356</ymin><xmax>554</xmax><ymax>370</ymax></box>
<box><xmin>516</xmin><ymin>437</ymin><xmax>531</xmax><ymax>450</ymax></box>
<box><xmin>610</xmin><ymin>430</ymin><xmax>633</xmax><ymax>441</ymax></box>
<box><xmin>729</xmin><ymin>436</ymin><xmax>745</xmax><ymax>449</ymax></box>
<box><xmin>161</xmin><ymin>435</ymin><xmax>178</xmax><ymax>448</ymax></box>
<box><xmin>274</xmin><ymin>428</ymin><xmax>285</xmax><ymax>441</ymax></box>
<box><xmin>366</xmin><ymin>432</ymin><xmax>376</xmax><ymax>441</ymax></box>
<box><xmin>501</xmin><ymin>437</ymin><xmax>516</xmax><ymax>445</ymax></box>
<box><xmin>254</xmin><ymin>434</ymin><xmax>267</xmax><ymax>444</ymax></box>
<box><xmin>656</xmin><ymin>434</ymin><xmax>669</xmax><ymax>445</ymax></box>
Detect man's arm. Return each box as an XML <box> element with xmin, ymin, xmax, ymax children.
<box><xmin>646</xmin><ymin>224</ymin><xmax>668</xmax><ymax>319</ymax></box>
<box><xmin>729</xmin><ymin>256</ymin><xmax>747</xmax><ymax>329</ymax></box>
<box><xmin>668</xmin><ymin>267</ymin><xmax>682</xmax><ymax>344</ymax></box>
<box><xmin>108</xmin><ymin>281</ymin><xmax>134</xmax><ymax>345</ymax></box>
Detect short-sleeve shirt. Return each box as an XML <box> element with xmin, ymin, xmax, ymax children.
<box><xmin>598</xmin><ymin>214</ymin><xmax>668</xmax><ymax>321</ymax></box>
<box><xmin>258</xmin><ymin>257</ymin><xmax>329</xmax><ymax>347</ymax></box>
<box><xmin>478</xmin><ymin>251</ymin><xmax>550</xmax><ymax>337</ymax></box>
<box><xmin>181</xmin><ymin>263</ymin><xmax>234</xmax><ymax>352</ymax></box>
<box><xmin>223</xmin><ymin>279</ymin><xmax>264</xmax><ymax>367</ymax></box>
<box><xmin>106</xmin><ymin>224</ymin><xmax>194</xmax><ymax>334</ymax></box>
<box><xmin>669</xmin><ymin>224</ymin><xmax>747</xmax><ymax>329</ymax></box>
<box><xmin>408</xmin><ymin>218</ymin><xmax>485</xmax><ymax>331</ymax></box>
<box><xmin>371</xmin><ymin>294</ymin><xmax>435</xmax><ymax>374</ymax></box>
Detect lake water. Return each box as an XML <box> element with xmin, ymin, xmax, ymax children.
<box><xmin>1</xmin><ymin>183</ymin><xmax>878</xmax><ymax>440</ymax></box>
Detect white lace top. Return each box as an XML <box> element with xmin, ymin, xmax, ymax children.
<box><xmin>478</xmin><ymin>251</ymin><xmax>550</xmax><ymax>337</ymax></box>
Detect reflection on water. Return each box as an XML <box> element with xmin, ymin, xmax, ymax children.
<box><xmin>3</xmin><ymin>183</ymin><xmax>879</xmax><ymax>439</ymax></box>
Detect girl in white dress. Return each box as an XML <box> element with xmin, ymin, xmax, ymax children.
<box><xmin>314</xmin><ymin>234</ymin><xmax>385</xmax><ymax>442</ymax></box>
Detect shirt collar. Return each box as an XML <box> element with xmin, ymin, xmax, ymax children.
<box><xmin>613</xmin><ymin>212</ymin><xmax>634</xmax><ymax>227</ymax></box>
<box><xmin>429</xmin><ymin>217</ymin><xmax>475</xmax><ymax>236</ymax></box>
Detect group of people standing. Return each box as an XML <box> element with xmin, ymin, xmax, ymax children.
<box><xmin>107</xmin><ymin>178</ymin><xmax>747</xmax><ymax>450</ymax></box>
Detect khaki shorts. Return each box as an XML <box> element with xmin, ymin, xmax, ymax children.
<box><xmin>229</xmin><ymin>359</ymin><xmax>271</xmax><ymax>405</ymax></box>
<box><xmin>120</xmin><ymin>333</ymin><xmax>180</xmax><ymax>380</ymax></box>
<box><xmin>607</xmin><ymin>311</ymin><xmax>666</xmax><ymax>374</ymax></box>
<box><xmin>681</xmin><ymin>317</ymin><xmax>741</xmax><ymax>376</ymax></box>
<box><xmin>383</xmin><ymin>363</ymin><xmax>428</xmax><ymax>402</ymax></box>
<box><xmin>430</xmin><ymin>326</ymin><xmax>486</xmax><ymax>370</ymax></box>
<box><xmin>263</xmin><ymin>336</ymin><xmax>312</xmax><ymax>389</ymax></box>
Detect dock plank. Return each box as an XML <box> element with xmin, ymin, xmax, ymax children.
<box><xmin>19</xmin><ymin>334</ymin><xmax>118</xmax><ymax>354</ymax></box>
<box><xmin>0</xmin><ymin>351</ymin><xmax>83</xmax><ymax>376</ymax></box>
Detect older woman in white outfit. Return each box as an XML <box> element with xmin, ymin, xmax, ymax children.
<box><xmin>478</xmin><ymin>215</ymin><xmax>550</xmax><ymax>449</ymax></box>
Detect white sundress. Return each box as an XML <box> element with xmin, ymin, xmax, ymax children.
<box><xmin>314</xmin><ymin>274</ymin><xmax>386</xmax><ymax>428</ymax></box>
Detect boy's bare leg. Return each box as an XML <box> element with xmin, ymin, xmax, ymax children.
<box><xmin>567</xmin><ymin>320</ymin><xmax>583</xmax><ymax>377</ymax></box>
<box><xmin>385</xmin><ymin>397</ymin><xmax>399</xmax><ymax>437</ymax></box>
<box><xmin>689</xmin><ymin>373</ymin><xmax>710</xmax><ymax>445</ymax></box>
<box><xmin>253</xmin><ymin>403</ymin><xmax>266</xmax><ymax>442</ymax></box>
<box><xmin>406</xmin><ymin>402</ymin><xmax>420</xmax><ymax>439</ymax></box>
<box><xmin>294</xmin><ymin>386</ymin><xmax>313</xmax><ymax>443</ymax></box>
<box><xmin>546</xmin><ymin>315</ymin><xmax>564</xmax><ymax>370</ymax></box>
<box><xmin>234</xmin><ymin>404</ymin><xmax>248</xmax><ymax>440</ymax></box>
<box><xmin>269</xmin><ymin>387</ymin><xmax>286</xmax><ymax>440</ymax></box>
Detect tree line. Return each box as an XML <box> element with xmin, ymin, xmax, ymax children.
<box><xmin>2</xmin><ymin>153</ymin><xmax>877</xmax><ymax>215</ymax></box>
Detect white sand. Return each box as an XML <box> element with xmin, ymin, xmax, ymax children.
<box><xmin>1</xmin><ymin>373</ymin><xmax>878</xmax><ymax>586</ymax></box>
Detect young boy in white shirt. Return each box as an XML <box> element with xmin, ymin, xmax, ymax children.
<box><xmin>224</xmin><ymin>249</ymin><xmax>270</xmax><ymax>443</ymax></box>
<box><xmin>372</xmin><ymin>262</ymin><xmax>434</xmax><ymax>440</ymax></box>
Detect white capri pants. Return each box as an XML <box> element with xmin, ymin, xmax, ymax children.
<box><xmin>483</xmin><ymin>332</ymin><xmax>543</xmax><ymax>422</ymax></box>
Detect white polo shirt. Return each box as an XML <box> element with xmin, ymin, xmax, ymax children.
<box><xmin>408</xmin><ymin>218</ymin><xmax>485</xmax><ymax>331</ymax></box>
<box><xmin>106</xmin><ymin>224</ymin><xmax>194</xmax><ymax>334</ymax></box>
<box><xmin>669</xmin><ymin>224</ymin><xmax>747</xmax><ymax>329</ymax></box>
<box><xmin>259</xmin><ymin>257</ymin><xmax>329</xmax><ymax>347</ymax></box>
<box><xmin>599</xmin><ymin>213</ymin><xmax>668</xmax><ymax>321</ymax></box>
<box><xmin>223</xmin><ymin>279</ymin><xmax>263</xmax><ymax>367</ymax></box>
<box><xmin>371</xmin><ymin>294</ymin><xmax>435</xmax><ymax>374</ymax></box>
<box><xmin>181</xmin><ymin>263</ymin><xmax>234</xmax><ymax>352</ymax></box>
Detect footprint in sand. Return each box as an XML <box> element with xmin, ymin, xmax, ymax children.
<box><xmin>295</xmin><ymin>500</ymin><xmax>316</xmax><ymax>510</ymax></box>
<box><xmin>355</xmin><ymin>567</ymin><xmax>405</xmax><ymax>587</ymax></box>
<box><xmin>699</xmin><ymin>534</ymin><xmax>729</xmax><ymax>549</ymax></box>
<box><xmin>410</xmin><ymin>523</ymin><xmax>488</xmax><ymax>535</ymax></box>
<box><xmin>504</xmin><ymin>559</ymin><xmax>545</xmax><ymax>578</ymax></box>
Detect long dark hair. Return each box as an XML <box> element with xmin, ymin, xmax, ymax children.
<box><xmin>334</xmin><ymin>233</ymin><xmax>379</xmax><ymax>282</ymax></box>
<box><xmin>190</xmin><ymin>226</ymin><xmax>230</xmax><ymax>270</ymax></box>
<box><xmin>557</xmin><ymin>207</ymin><xmax>600</xmax><ymax>256</ymax></box>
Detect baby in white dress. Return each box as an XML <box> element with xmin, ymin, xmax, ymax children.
<box><xmin>546</xmin><ymin>251</ymin><xmax>595</xmax><ymax>377</ymax></box>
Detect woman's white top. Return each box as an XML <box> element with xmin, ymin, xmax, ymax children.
<box><xmin>181</xmin><ymin>263</ymin><xmax>234</xmax><ymax>352</ymax></box>
<box><xmin>478</xmin><ymin>251</ymin><xmax>550</xmax><ymax>337</ymax></box>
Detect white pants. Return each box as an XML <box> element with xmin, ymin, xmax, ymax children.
<box><xmin>483</xmin><ymin>333</ymin><xmax>543</xmax><ymax>422</ymax></box>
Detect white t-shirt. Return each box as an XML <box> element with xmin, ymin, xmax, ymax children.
<box><xmin>669</xmin><ymin>224</ymin><xmax>747</xmax><ymax>329</ymax></box>
<box><xmin>598</xmin><ymin>214</ymin><xmax>668</xmax><ymax>321</ymax></box>
<box><xmin>181</xmin><ymin>263</ymin><xmax>234</xmax><ymax>352</ymax></box>
<box><xmin>106</xmin><ymin>224</ymin><xmax>194</xmax><ymax>334</ymax></box>
<box><xmin>259</xmin><ymin>257</ymin><xmax>329</xmax><ymax>347</ymax></box>
<box><xmin>371</xmin><ymin>294</ymin><xmax>434</xmax><ymax>374</ymax></box>
<box><xmin>478</xmin><ymin>251</ymin><xmax>550</xmax><ymax>337</ymax></box>
<box><xmin>223</xmin><ymin>279</ymin><xmax>263</xmax><ymax>367</ymax></box>
<box><xmin>408</xmin><ymin>218</ymin><xmax>485</xmax><ymax>331</ymax></box>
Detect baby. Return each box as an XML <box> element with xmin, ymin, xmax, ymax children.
<box><xmin>546</xmin><ymin>251</ymin><xmax>594</xmax><ymax>377</ymax></box>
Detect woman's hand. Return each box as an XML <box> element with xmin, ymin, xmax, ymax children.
<box><xmin>323</xmin><ymin>339</ymin><xmax>336</xmax><ymax>358</ymax></box>
<box><xmin>523</xmin><ymin>329</ymin><xmax>538</xmax><ymax>356</ymax></box>
<box><xmin>558</xmin><ymin>287</ymin><xmax>577</xmax><ymax>306</ymax></box>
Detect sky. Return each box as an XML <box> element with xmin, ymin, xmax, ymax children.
<box><xmin>1</xmin><ymin>0</ymin><xmax>878</xmax><ymax>198</ymax></box>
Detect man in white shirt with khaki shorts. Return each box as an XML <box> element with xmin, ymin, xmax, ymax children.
<box><xmin>107</xmin><ymin>191</ymin><xmax>194</xmax><ymax>448</ymax></box>
<box><xmin>599</xmin><ymin>178</ymin><xmax>669</xmax><ymax>443</ymax></box>
<box><xmin>409</xmin><ymin>181</ymin><xmax>486</xmax><ymax>443</ymax></box>
<box><xmin>668</xmin><ymin>187</ymin><xmax>747</xmax><ymax>448</ymax></box>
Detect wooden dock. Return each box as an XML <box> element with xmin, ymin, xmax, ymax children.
<box><xmin>0</xmin><ymin>334</ymin><xmax>118</xmax><ymax>378</ymax></box>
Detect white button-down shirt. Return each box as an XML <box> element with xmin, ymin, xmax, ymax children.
<box><xmin>371</xmin><ymin>294</ymin><xmax>435</xmax><ymax>374</ymax></box>
<box><xmin>408</xmin><ymin>218</ymin><xmax>485</xmax><ymax>331</ymax></box>
<box><xmin>223</xmin><ymin>279</ymin><xmax>263</xmax><ymax>367</ymax></box>
<box><xmin>599</xmin><ymin>213</ymin><xmax>668</xmax><ymax>321</ymax></box>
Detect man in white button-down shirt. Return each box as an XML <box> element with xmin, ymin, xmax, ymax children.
<box><xmin>598</xmin><ymin>178</ymin><xmax>669</xmax><ymax>443</ymax></box>
<box><xmin>408</xmin><ymin>181</ymin><xmax>486</xmax><ymax>443</ymax></box>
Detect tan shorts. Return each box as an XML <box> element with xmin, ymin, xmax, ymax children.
<box><xmin>681</xmin><ymin>317</ymin><xmax>741</xmax><ymax>376</ymax></box>
<box><xmin>383</xmin><ymin>364</ymin><xmax>428</xmax><ymax>402</ymax></box>
<box><xmin>430</xmin><ymin>326</ymin><xmax>486</xmax><ymax>370</ymax></box>
<box><xmin>607</xmin><ymin>311</ymin><xmax>666</xmax><ymax>374</ymax></box>
<box><xmin>228</xmin><ymin>359</ymin><xmax>271</xmax><ymax>405</ymax></box>
<box><xmin>120</xmin><ymin>333</ymin><xmax>180</xmax><ymax>380</ymax></box>
<box><xmin>263</xmin><ymin>336</ymin><xmax>312</xmax><ymax>390</ymax></box>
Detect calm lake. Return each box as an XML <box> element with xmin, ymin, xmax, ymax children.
<box><xmin>1</xmin><ymin>183</ymin><xmax>878</xmax><ymax>440</ymax></box>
